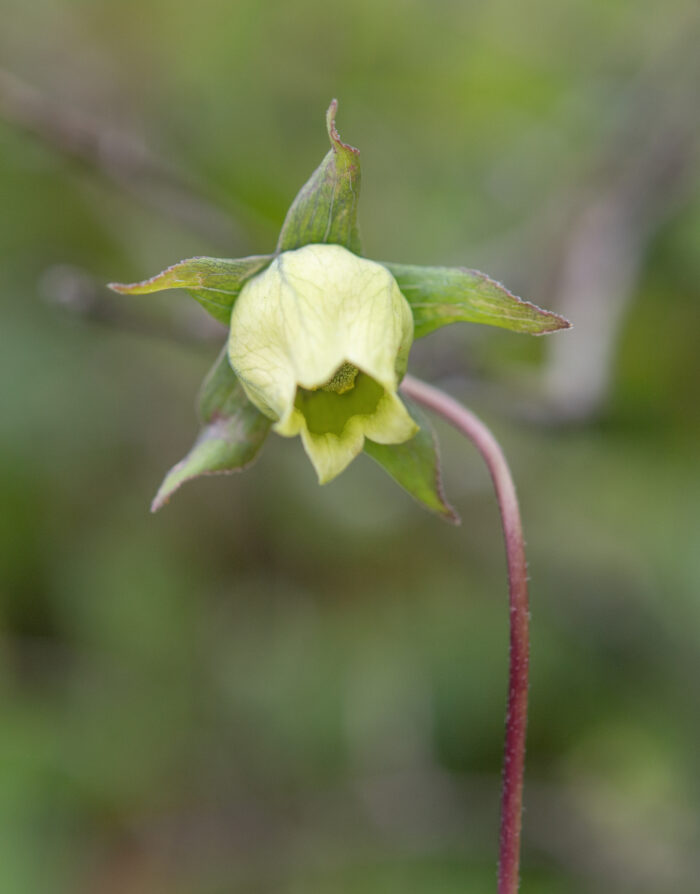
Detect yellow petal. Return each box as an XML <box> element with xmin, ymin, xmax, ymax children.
<box><xmin>228</xmin><ymin>244</ymin><xmax>417</xmax><ymax>482</ymax></box>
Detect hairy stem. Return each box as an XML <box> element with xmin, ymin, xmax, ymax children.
<box><xmin>400</xmin><ymin>375</ymin><xmax>529</xmax><ymax>894</ymax></box>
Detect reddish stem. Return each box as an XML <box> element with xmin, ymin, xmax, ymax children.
<box><xmin>400</xmin><ymin>375</ymin><xmax>529</xmax><ymax>894</ymax></box>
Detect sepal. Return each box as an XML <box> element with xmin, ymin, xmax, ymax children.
<box><xmin>383</xmin><ymin>263</ymin><xmax>571</xmax><ymax>337</ymax></box>
<box><xmin>365</xmin><ymin>398</ymin><xmax>459</xmax><ymax>524</ymax></box>
<box><xmin>109</xmin><ymin>255</ymin><xmax>272</xmax><ymax>325</ymax></box>
<box><xmin>276</xmin><ymin>99</ymin><xmax>362</xmax><ymax>255</ymax></box>
<box><xmin>151</xmin><ymin>348</ymin><xmax>271</xmax><ymax>511</ymax></box>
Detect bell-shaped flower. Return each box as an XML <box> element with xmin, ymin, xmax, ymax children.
<box><xmin>110</xmin><ymin>100</ymin><xmax>569</xmax><ymax>519</ymax></box>
<box><xmin>227</xmin><ymin>244</ymin><xmax>417</xmax><ymax>483</ymax></box>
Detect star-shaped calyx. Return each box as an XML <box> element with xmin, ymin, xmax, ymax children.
<box><xmin>110</xmin><ymin>100</ymin><xmax>570</xmax><ymax>520</ymax></box>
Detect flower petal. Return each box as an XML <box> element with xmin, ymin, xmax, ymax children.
<box><xmin>277</xmin><ymin>377</ymin><xmax>417</xmax><ymax>484</ymax></box>
<box><xmin>228</xmin><ymin>244</ymin><xmax>414</xmax><ymax>423</ymax></box>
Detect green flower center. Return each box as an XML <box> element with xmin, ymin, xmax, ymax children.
<box><xmin>295</xmin><ymin>369</ymin><xmax>383</xmax><ymax>436</ymax></box>
<box><xmin>319</xmin><ymin>362</ymin><xmax>359</xmax><ymax>394</ymax></box>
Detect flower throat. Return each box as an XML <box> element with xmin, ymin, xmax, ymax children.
<box><xmin>319</xmin><ymin>362</ymin><xmax>359</xmax><ymax>394</ymax></box>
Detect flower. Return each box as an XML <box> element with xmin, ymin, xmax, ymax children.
<box><xmin>227</xmin><ymin>244</ymin><xmax>417</xmax><ymax>483</ymax></box>
<box><xmin>109</xmin><ymin>99</ymin><xmax>569</xmax><ymax>518</ymax></box>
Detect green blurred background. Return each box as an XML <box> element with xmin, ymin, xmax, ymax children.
<box><xmin>1</xmin><ymin>1</ymin><xmax>699</xmax><ymax>892</ymax></box>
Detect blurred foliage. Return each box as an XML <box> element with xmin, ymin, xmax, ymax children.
<box><xmin>0</xmin><ymin>0</ymin><xmax>698</xmax><ymax>892</ymax></box>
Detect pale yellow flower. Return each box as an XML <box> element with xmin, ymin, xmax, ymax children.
<box><xmin>228</xmin><ymin>243</ymin><xmax>417</xmax><ymax>483</ymax></box>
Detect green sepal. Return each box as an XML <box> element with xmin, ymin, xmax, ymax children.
<box><xmin>109</xmin><ymin>255</ymin><xmax>272</xmax><ymax>325</ymax></box>
<box><xmin>364</xmin><ymin>398</ymin><xmax>459</xmax><ymax>524</ymax></box>
<box><xmin>151</xmin><ymin>348</ymin><xmax>271</xmax><ymax>512</ymax></box>
<box><xmin>276</xmin><ymin>99</ymin><xmax>362</xmax><ymax>255</ymax></box>
<box><xmin>383</xmin><ymin>263</ymin><xmax>571</xmax><ymax>338</ymax></box>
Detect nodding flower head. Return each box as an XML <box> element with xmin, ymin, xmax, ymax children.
<box><xmin>108</xmin><ymin>100</ymin><xmax>569</xmax><ymax>516</ymax></box>
<box><xmin>227</xmin><ymin>243</ymin><xmax>418</xmax><ymax>483</ymax></box>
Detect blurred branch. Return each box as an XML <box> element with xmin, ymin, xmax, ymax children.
<box><xmin>0</xmin><ymin>68</ymin><xmax>243</xmax><ymax>250</ymax></box>
<box><xmin>444</xmin><ymin>24</ymin><xmax>700</xmax><ymax>426</ymax></box>
<box><xmin>40</xmin><ymin>264</ymin><xmax>225</xmax><ymax>347</ymax></box>
<box><xmin>5</xmin><ymin>41</ymin><xmax>699</xmax><ymax>426</ymax></box>
<box><xmin>538</xmin><ymin>38</ymin><xmax>700</xmax><ymax>423</ymax></box>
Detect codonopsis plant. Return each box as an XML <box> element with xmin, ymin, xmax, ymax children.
<box><xmin>110</xmin><ymin>101</ymin><xmax>570</xmax><ymax>894</ymax></box>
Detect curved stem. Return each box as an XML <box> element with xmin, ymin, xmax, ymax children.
<box><xmin>400</xmin><ymin>374</ymin><xmax>529</xmax><ymax>894</ymax></box>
